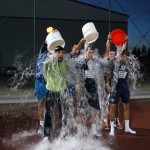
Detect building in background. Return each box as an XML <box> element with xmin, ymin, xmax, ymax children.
<box><xmin>0</xmin><ymin>0</ymin><xmax>128</xmax><ymax>67</ymax></box>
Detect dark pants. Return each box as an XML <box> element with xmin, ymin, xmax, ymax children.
<box><xmin>84</xmin><ymin>78</ymin><xmax>100</xmax><ymax>110</ymax></box>
<box><xmin>44</xmin><ymin>90</ymin><xmax>68</xmax><ymax>137</ymax></box>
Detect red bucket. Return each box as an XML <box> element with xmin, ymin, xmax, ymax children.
<box><xmin>111</xmin><ymin>29</ymin><xmax>126</xmax><ymax>46</ymax></box>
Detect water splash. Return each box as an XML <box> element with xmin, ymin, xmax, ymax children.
<box><xmin>127</xmin><ymin>54</ymin><xmax>141</xmax><ymax>91</ymax></box>
<box><xmin>110</xmin><ymin>46</ymin><xmax>141</xmax><ymax>94</ymax></box>
<box><xmin>31</xmin><ymin>136</ymin><xmax>111</xmax><ymax>150</ymax></box>
<box><xmin>9</xmin><ymin>51</ymin><xmax>35</xmax><ymax>91</ymax></box>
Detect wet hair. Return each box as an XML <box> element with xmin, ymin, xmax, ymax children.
<box><xmin>71</xmin><ymin>42</ymin><xmax>78</xmax><ymax>49</ymax></box>
<box><xmin>110</xmin><ymin>49</ymin><xmax>116</xmax><ymax>53</ymax></box>
<box><xmin>86</xmin><ymin>43</ymin><xmax>95</xmax><ymax>51</ymax></box>
<box><xmin>54</xmin><ymin>46</ymin><xmax>65</xmax><ymax>52</ymax></box>
<box><xmin>121</xmin><ymin>50</ymin><xmax>130</xmax><ymax>56</ymax></box>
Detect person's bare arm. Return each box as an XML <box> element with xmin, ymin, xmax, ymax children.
<box><xmin>72</xmin><ymin>38</ymin><xmax>86</xmax><ymax>56</ymax></box>
<box><xmin>105</xmin><ymin>69</ymin><xmax>111</xmax><ymax>93</ymax></box>
<box><xmin>121</xmin><ymin>36</ymin><xmax>128</xmax><ymax>52</ymax></box>
<box><xmin>76</xmin><ymin>38</ymin><xmax>86</xmax><ymax>51</ymax></box>
<box><xmin>104</xmin><ymin>33</ymin><xmax>111</xmax><ymax>57</ymax></box>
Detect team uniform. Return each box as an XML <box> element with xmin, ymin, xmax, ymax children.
<box><xmin>108</xmin><ymin>52</ymin><xmax>136</xmax><ymax>136</ymax></box>
<box><xmin>75</xmin><ymin>55</ymin><xmax>108</xmax><ymax>137</ymax></box>
<box><xmin>109</xmin><ymin>59</ymin><xmax>130</xmax><ymax>104</ymax></box>
<box><xmin>76</xmin><ymin>58</ymin><xmax>100</xmax><ymax>110</ymax></box>
<box><xmin>68</xmin><ymin>49</ymin><xmax>84</xmax><ymax>97</ymax></box>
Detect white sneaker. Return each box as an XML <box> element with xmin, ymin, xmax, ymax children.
<box><xmin>91</xmin><ymin>124</ymin><xmax>102</xmax><ymax>137</ymax></box>
<box><xmin>109</xmin><ymin>132</ymin><xmax>115</xmax><ymax>136</ymax></box>
<box><xmin>125</xmin><ymin>128</ymin><xmax>136</xmax><ymax>134</ymax></box>
<box><xmin>93</xmin><ymin>132</ymin><xmax>102</xmax><ymax>137</ymax></box>
<box><xmin>43</xmin><ymin>136</ymin><xmax>49</xmax><ymax>142</ymax></box>
<box><xmin>76</xmin><ymin>124</ymin><xmax>83</xmax><ymax>138</ymax></box>
<box><xmin>38</xmin><ymin>125</ymin><xmax>44</xmax><ymax>134</ymax></box>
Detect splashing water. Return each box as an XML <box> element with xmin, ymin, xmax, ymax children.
<box><xmin>110</xmin><ymin>46</ymin><xmax>141</xmax><ymax>94</ymax></box>
<box><xmin>31</xmin><ymin>136</ymin><xmax>111</xmax><ymax>150</ymax></box>
<box><xmin>9</xmin><ymin>51</ymin><xmax>36</xmax><ymax>91</ymax></box>
<box><xmin>5</xmin><ymin>47</ymin><xmax>141</xmax><ymax>149</ymax></box>
<box><xmin>65</xmin><ymin>47</ymin><xmax>109</xmax><ymax>136</ymax></box>
<box><xmin>127</xmin><ymin>54</ymin><xmax>141</xmax><ymax>92</ymax></box>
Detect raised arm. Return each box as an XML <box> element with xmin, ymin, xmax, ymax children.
<box><xmin>71</xmin><ymin>38</ymin><xmax>86</xmax><ymax>57</ymax></box>
<box><xmin>103</xmin><ymin>33</ymin><xmax>111</xmax><ymax>57</ymax></box>
<box><xmin>121</xmin><ymin>35</ymin><xmax>128</xmax><ymax>52</ymax></box>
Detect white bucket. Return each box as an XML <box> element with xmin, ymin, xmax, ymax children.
<box><xmin>46</xmin><ymin>31</ymin><xmax>65</xmax><ymax>53</ymax></box>
<box><xmin>82</xmin><ymin>22</ymin><xmax>99</xmax><ymax>43</ymax></box>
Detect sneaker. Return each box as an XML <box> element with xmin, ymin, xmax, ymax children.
<box><xmin>125</xmin><ymin>128</ymin><xmax>136</xmax><ymax>134</ymax></box>
<box><xmin>109</xmin><ymin>131</ymin><xmax>115</xmax><ymax>136</ymax></box>
<box><xmin>42</xmin><ymin>136</ymin><xmax>49</xmax><ymax>142</ymax></box>
<box><xmin>114</xmin><ymin>120</ymin><xmax>123</xmax><ymax>129</ymax></box>
<box><xmin>91</xmin><ymin>124</ymin><xmax>102</xmax><ymax>137</ymax></box>
<box><xmin>103</xmin><ymin>122</ymin><xmax>110</xmax><ymax>130</ymax></box>
<box><xmin>116</xmin><ymin>120</ymin><xmax>123</xmax><ymax>129</ymax></box>
<box><xmin>38</xmin><ymin>125</ymin><xmax>44</xmax><ymax>134</ymax></box>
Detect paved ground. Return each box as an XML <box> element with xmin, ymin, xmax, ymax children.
<box><xmin>0</xmin><ymin>76</ymin><xmax>150</xmax><ymax>150</ymax></box>
<box><xmin>0</xmin><ymin>99</ymin><xmax>150</xmax><ymax>150</ymax></box>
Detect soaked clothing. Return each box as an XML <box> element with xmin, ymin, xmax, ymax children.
<box><xmin>68</xmin><ymin>50</ymin><xmax>83</xmax><ymax>59</ymax></box>
<box><xmin>42</xmin><ymin>58</ymin><xmax>68</xmax><ymax>92</ymax></box>
<box><xmin>109</xmin><ymin>60</ymin><xmax>130</xmax><ymax>104</ymax></box>
<box><xmin>44</xmin><ymin>90</ymin><xmax>69</xmax><ymax>137</ymax></box>
<box><xmin>35</xmin><ymin>78</ymin><xmax>47</xmax><ymax>100</ymax></box>
<box><xmin>68</xmin><ymin>50</ymin><xmax>83</xmax><ymax>97</ymax></box>
<box><xmin>35</xmin><ymin>45</ymin><xmax>48</xmax><ymax>100</ymax></box>
<box><xmin>76</xmin><ymin>58</ymin><xmax>100</xmax><ymax>110</ymax></box>
<box><xmin>42</xmin><ymin>57</ymin><xmax>69</xmax><ymax>137</ymax></box>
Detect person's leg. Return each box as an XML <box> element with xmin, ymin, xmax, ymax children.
<box><xmin>109</xmin><ymin>103</ymin><xmax>117</xmax><ymax>136</ymax></box>
<box><xmin>123</xmin><ymin>103</ymin><xmax>136</xmax><ymax>134</ymax></box>
<box><xmin>87</xmin><ymin>91</ymin><xmax>101</xmax><ymax>137</ymax></box>
<box><xmin>103</xmin><ymin>114</ymin><xmax>110</xmax><ymax>130</ymax></box>
<box><xmin>103</xmin><ymin>101</ymin><xmax>110</xmax><ymax>130</ymax></box>
<box><xmin>89</xmin><ymin>107</ymin><xmax>101</xmax><ymax>137</ymax></box>
<box><xmin>37</xmin><ymin>99</ymin><xmax>45</xmax><ymax>134</ymax></box>
<box><xmin>43</xmin><ymin>91</ymin><xmax>53</xmax><ymax>140</ymax></box>
<box><xmin>35</xmin><ymin>79</ymin><xmax>47</xmax><ymax>134</ymax></box>
<box><xmin>60</xmin><ymin>91</ymin><xmax>70</xmax><ymax>138</ymax></box>
<box><xmin>114</xmin><ymin>102</ymin><xmax>123</xmax><ymax>129</ymax></box>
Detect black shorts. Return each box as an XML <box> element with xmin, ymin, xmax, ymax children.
<box><xmin>109</xmin><ymin>88</ymin><xmax>130</xmax><ymax>104</ymax></box>
<box><xmin>86</xmin><ymin>92</ymin><xmax>100</xmax><ymax>110</ymax></box>
<box><xmin>88</xmin><ymin>98</ymin><xmax>100</xmax><ymax>110</ymax></box>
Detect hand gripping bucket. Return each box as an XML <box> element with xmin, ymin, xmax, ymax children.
<box><xmin>46</xmin><ymin>31</ymin><xmax>65</xmax><ymax>53</ymax></box>
<box><xmin>82</xmin><ymin>22</ymin><xmax>99</xmax><ymax>43</ymax></box>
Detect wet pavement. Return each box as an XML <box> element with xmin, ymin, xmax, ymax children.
<box><xmin>0</xmin><ymin>77</ymin><xmax>150</xmax><ymax>150</ymax></box>
<box><xmin>0</xmin><ymin>99</ymin><xmax>150</xmax><ymax>150</ymax></box>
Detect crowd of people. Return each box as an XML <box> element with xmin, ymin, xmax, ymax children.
<box><xmin>34</xmin><ymin>28</ymin><xmax>137</xmax><ymax>142</ymax></box>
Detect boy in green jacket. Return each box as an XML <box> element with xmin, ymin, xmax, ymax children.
<box><xmin>42</xmin><ymin>46</ymin><xmax>69</xmax><ymax>141</ymax></box>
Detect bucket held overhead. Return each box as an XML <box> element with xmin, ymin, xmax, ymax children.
<box><xmin>82</xmin><ymin>22</ymin><xmax>99</xmax><ymax>43</ymax></box>
<box><xmin>46</xmin><ymin>29</ymin><xmax>65</xmax><ymax>53</ymax></box>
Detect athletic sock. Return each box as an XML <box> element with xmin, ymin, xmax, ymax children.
<box><xmin>125</xmin><ymin>120</ymin><xmax>136</xmax><ymax>134</ymax></box>
<box><xmin>109</xmin><ymin>121</ymin><xmax>115</xmax><ymax>136</ymax></box>
<box><xmin>40</xmin><ymin>120</ymin><xmax>44</xmax><ymax>128</ymax></box>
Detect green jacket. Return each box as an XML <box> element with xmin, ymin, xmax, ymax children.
<box><xmin>43</xmin><ymin>58</ymin><xmax>68</xmax><ymax>92</ymax></box>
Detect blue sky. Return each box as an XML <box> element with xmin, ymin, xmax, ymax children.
<box><xmin>79</xmin><ymin>0</ymin><xmax>150</xmax><ymax>49</ymax></box>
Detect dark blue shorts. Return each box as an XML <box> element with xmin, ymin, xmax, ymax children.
<box><xmin>35</xmin><ymin>79</ymin><xmax>47</xmax><ymax>100</ymax></box>
<box><xmin>88</xmin><ymin>98</ymin><xmax>100</xmax><ymax>110</ymax></box>
<box><xmin>109</xmin><ymin>88</ymin><xmax>130</xmax><ymax>104</ymax></box>
<box><xmin>86</xmin><ymin>92</ymin><xmax>100</xmax><ymax>110</ymax></box>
